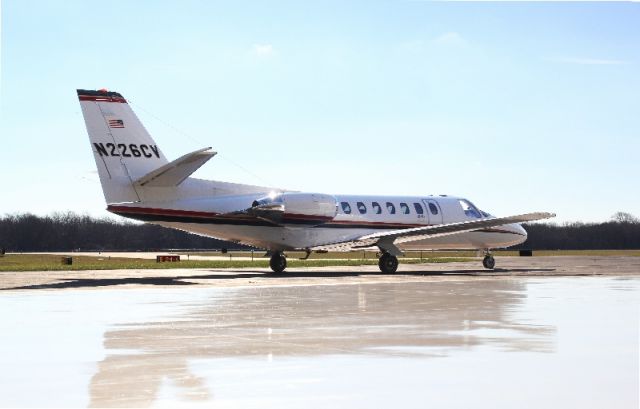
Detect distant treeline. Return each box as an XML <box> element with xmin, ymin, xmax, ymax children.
<box><xmin>517</xmin><ymin>218</ymin><xmax>640</xmax><ymax>250</ymax></box>
<box><xmin>0</xmin><ymin>213</ymin><xmax>247</xmax><ymax>252</ymax></box>
<box><xmin>0</xmin><ymin>212</ymin><xmax>638</xmax><ymax>252</ymax></box>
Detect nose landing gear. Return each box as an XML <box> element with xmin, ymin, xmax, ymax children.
<box><xmin>482</xmin><ymin>252</ymin><xmax>495</xmax><ymax>269</ymax></box>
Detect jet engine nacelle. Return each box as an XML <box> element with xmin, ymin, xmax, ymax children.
<box><xmin>250</xmin><ymin>192</ymin><xmax>338</xmax><ymax>225</ymax></box>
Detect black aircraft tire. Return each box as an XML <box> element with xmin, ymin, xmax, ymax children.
<box><xmin>482</xmin><ymin>255</ymin><xmax>495</xmax><ymax>269</ymax></box>
<box><xmin>269</xmin><ymin>253</ymin><xmax>287</xmax><ymax>273</ymax></box>
<box><xmin>378</xmin><ymin>253</ymin><xmax>399</xmax><ymax>274</ymax></box>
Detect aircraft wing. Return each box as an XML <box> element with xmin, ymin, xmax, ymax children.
<box><xmin>310</xmin><ymin>212</ymin><xmax>555</xmax><ymax>254</ymax></box>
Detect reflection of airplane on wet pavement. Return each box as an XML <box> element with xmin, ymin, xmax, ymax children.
<box><xmin>89</xmin><ymin>281</ymin><xmax>554</xmax><ymax>407</ymax></box>
<box><xmin>79</xmin><ymin>89</ymin><xmax>554</xmax><ymax>273</ymax></box>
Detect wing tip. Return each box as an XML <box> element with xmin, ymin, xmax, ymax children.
<box><xmin>525</xmin><ymin>212</ymin><xmax>555</xmax><ymax>222</ymax></box>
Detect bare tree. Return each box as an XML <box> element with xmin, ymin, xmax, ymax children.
<box><xmin>611</xmin><ymin>212</ymin><xmax>639</xmax><ymax>224</ymax></box>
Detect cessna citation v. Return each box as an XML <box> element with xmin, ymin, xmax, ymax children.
<box><xmin>78</xmin><ymin>89</ymin><xmax>554</xmax><ymax>274</ymax></box>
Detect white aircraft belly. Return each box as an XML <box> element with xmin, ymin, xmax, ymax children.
<box><xmin>153</xmin><ymin>222</ymin><xmax>378</xmax><ymax>250</ymax></box>
<box><xmin>155</xmin><ymin>222</ymin><xmax>284</xmax><ymax>249</ymax></box>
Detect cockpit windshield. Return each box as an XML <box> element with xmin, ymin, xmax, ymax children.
<box><xmin>458</xmin><ymin>199</ymin><xmax>483</xmax><ymax>218</ymax></box>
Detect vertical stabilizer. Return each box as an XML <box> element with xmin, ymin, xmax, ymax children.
<box><xmin>78</xmin><ymin>89</ymin><xmax>168</xmax><ymax>204</ymax></box>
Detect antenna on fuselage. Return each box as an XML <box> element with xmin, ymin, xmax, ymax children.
<box><xmin>127</xmin><ymin>99</ymin><xmax>276</xmax><ymax>187</ymax></box>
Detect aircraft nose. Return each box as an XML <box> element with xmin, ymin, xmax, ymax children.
<box><xmin>505</xmin><ymin>223</ymin><xmax>528</xmax><ymax>246</ymax></box>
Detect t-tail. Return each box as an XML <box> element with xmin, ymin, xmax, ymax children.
<box><xmin>77</xmin><ymin>89</ymin><xmax>224</xmax><ymax>205</ymax></box>
<box><xmin>78</xmin><ymin>89</ymin><xmax>171</xmax><ymax>203</ymax></box>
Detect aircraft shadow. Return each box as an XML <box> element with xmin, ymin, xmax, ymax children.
<box><xmin>1</xmin><ymin>267</ymin><xmax>557</xmax><ymax>291</ymax></box>
<box><xmin>1</xmin><ymin>276</ymin><xmax>198</xmax><ymax>291</ymax></box>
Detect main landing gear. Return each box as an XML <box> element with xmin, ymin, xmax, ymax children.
<box><xmin>378</xmin><ymin>252</ymin><xmax>399</xmax><ymax>274</ymax></box>
<box><xmin>269</xmin><ymin>251</ymin><xmax>401</xmax><ymax>274</ymax></box>
<box><xmin>269</xmin><ymin>252</ymin><xmax>287</xmax><ymax>273</ymax></box>
<box><xmin>482</xmin><ymin>252</ymin><xmax>496</xmax><ymax>269</ymax></box>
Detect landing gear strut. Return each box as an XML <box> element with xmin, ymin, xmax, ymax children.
<box><xmin>378</xmin><ymin>252</ymin><xmax>399</xmax><ymax>274</ymax></box>
<box><xmin>269</xmin><ymin>252</ymin><xmax>287</xmax><ymax>273</ymax></box>
<box><xmin>482</xmin><ymin>252</ymin><xmax>495</xmax><ymax>269</ymax></box>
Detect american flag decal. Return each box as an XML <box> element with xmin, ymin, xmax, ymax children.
<box><xmin>108</xmin><ymin>119</ymin><xmax>124</xmax><ymax>128</ymax></box>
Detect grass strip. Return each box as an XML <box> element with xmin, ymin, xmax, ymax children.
<box><xmin>0</xmin><ymin>254</ymin><xmax>473</xmax><ymax>272</ymax></box>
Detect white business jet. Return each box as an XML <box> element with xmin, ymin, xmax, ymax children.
<box><xmin>78</xmin><ymin>89</ymin><xmax>554</xmax><ymax>274</ymax></box>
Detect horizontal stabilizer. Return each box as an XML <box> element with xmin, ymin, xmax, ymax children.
<box><xmin>134</xmin><ymin>147</ymin><xmax>216</xmax><ymax>187</ymax></box>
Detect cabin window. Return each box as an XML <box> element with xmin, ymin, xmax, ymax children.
<box><xmin>372</xmin><ymin>202</ymin><xmax>382</xmax><ymax>214</ymax></box>
<box><xmin>428</xmin><ymin>203</ymin><xmax>439</xmax><ymax>215</ymax></box>
<box><xmin>341</xmin><ymin>202</ymin><xmax>352</xmax><ymax>214</ymax></box>
<box><xmin>413</xmin><ymin>203</ymin><xmax>424</xmax><ymax>214</ymax></box>
<box><xmin>400</xmin><ymin>203</ymin><xmax>410</xmax><ymax>214</ymax></box>
<box><xmin>357</xmin><ymin>202</ymin><xmax>367</xmax><ymax>214</ymax></box>
<box><xmin>386</xmin><ymin>202</ymin><xmax>396</xmax><ymax>214</ymax></box>
<box><xmin>459</xmin><ymin>199</ymin><xmax>482</xmax><ymax>218</ymax></box>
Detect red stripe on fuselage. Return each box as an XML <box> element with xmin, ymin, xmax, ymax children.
<box><xmin>328</xmin><ymin>219</ymin><xmax>425</xmax><ymax>228</ymax></box>
<box><xmin>107</xmin><ymin>205</ymin><xmax>220</xmax><ymax>218</ymax></box>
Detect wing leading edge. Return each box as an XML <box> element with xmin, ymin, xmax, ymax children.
<box><xmin>310</xmin><ymin>212</ymin><xmax>555</xmax><ymax>254</ymax></box>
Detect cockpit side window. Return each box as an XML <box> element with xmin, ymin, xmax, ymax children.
<box><xmin>459</xmin><ymin>199</ymin><xmax>482</xmax><ymax>218</ymax></box>
<box><xmin>341</xmin><ymin>202</ymin><xmax>352</xmax><ymax>214</ymax></box>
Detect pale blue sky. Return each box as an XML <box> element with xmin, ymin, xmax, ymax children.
<box><xmin>1</xmin><ymin>1</ymin><xmax>638</xmax><ymax>223</ymax></box>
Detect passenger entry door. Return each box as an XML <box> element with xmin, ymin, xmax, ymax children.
<box><xmin>422</xmin><ymin>199</ymin><xmax>444</xmax><ymax>225</ymax></box>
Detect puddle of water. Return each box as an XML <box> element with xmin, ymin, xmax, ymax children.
<box><xmin>0</xmin><ymin>277</ymin><xmax>637</xmax><ymax>408</ymax></box>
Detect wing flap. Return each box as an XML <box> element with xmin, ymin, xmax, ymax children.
<box><xmin>134</xmin><ymin>147</ymin><xmax>216</xmax><ymax>187</ymax></box>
